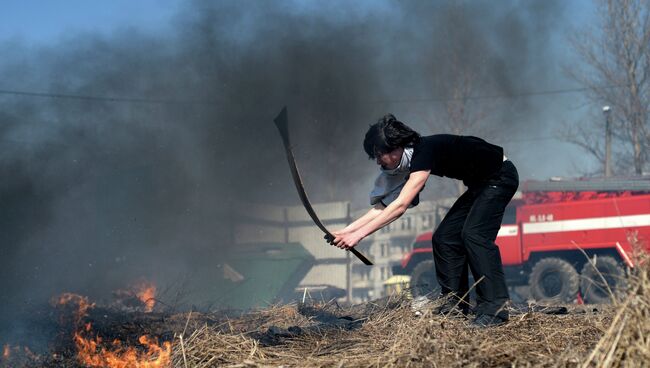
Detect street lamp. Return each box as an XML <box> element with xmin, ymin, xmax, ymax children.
<box><xmin>603</xmin><ymin>105</ymin><xmax>611</xmax><ymax>177</ymax></box>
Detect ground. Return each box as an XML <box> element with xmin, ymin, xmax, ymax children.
<box><xmin>4</xmin><ymin>263</ymin><xmax>650</xmax><ymax>367</ymax></box>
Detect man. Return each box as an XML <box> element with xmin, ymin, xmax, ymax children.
<box><xmin>330</xmin><ymin>114</ymin><xmax>518</xmax><ymax>327</ymax></box>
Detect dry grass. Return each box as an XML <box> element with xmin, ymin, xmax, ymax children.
<box><xmin>171</xmin><ymin>299</ymin><xmax>611</xmax><ymax>367</ymax></box>
<box><xmin>581</xmin><ymin>238</ymin><xmax>650</xmax><ymax>368</ymax></box>
<box><xmin>5</xmin><ymin>245</ymin><xmax>649</xmax><ymax>367</ymax></box>
<box><xmin>171</xmin><ymin>239</ymin><xmax>650</xmax><ymax>367</ymax></box>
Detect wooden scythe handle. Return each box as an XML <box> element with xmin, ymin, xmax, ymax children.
<box><xmin>273</xmin><ymin>107</ymin><xmax>373</xmax><ymax>266</ymax></box>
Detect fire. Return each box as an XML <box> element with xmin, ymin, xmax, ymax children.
<box><xmin>54</xmin><ymin>291</ymin><xmax>171</xmax><ymax>367</ymax></box>
<box><xmin>134</xmin><ymin>281</ymin><xmax>157</xmax><ymax>312</ymax></box>
<box><xmin>1</xmin><ymin>344</ymin><xmax>40</xmax><ymax>364</ymax></box>
<box><xmin>74</xmin><ymin>327</ymin><xmax>171</xmax><ymax>368</ymax></box>
<box><xmin>54</xmin><ymin>293</ymin><xmax>96</xmax><ymax>324</ymax></box>
<box><xmin>114</xmin><ymin>280</ymin><xmax>157</xmax><ymax>312</ymax></box>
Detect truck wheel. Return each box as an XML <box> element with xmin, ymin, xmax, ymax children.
<box><xmin>529</xmin><ymin>258</ymin><xmax>579</xmax><ymax>303</ymax></box>
<box><xmin>410</xmin><ymin>260</ymin><xmax>441</xmax><ymax>298</ymax></box>
<box><xmin>580</xmin><ymin>256</ymin><xmax>626</xmax><ymax>304</ymax></box>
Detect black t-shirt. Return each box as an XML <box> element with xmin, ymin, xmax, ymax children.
<box><xmin>409</xmin><ymin>134</ymin><xmax>504</xmax><ymax>186</ymax></box>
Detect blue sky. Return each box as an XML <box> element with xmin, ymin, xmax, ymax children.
<box><xmin>0</xmin><ymin>0</ymin><xmax>181</xmax><ymax>45</ymax></box>
<box><xmin>1</xmin><ymin>0</ymin><xmax>595</xmax><ymax>45</ymax></box>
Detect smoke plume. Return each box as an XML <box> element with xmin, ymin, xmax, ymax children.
<box><xmin>0</xmin><ymin>0</ymin><xmax>568</xmax><ymax>346</ymax></box>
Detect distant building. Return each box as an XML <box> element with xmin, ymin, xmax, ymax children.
<box><xmin>350</xmin><ymin>199</ymin><xmax>454</xmax><ymax>302</ymax></box>
<box><xmin>233</xmin><ymin>198</ymin><xmax>455</xmax><ymax>305</ymax></box>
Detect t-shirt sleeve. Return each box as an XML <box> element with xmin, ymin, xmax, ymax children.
<box><xmin>409</xmin><ymin>140</ymin><xmax>434</xmax><ymax>173</ymax></box>
<box><xmin>370</xmin><ymin>173</ymin><xmax>420</xmax><ymax>208</ymax></box>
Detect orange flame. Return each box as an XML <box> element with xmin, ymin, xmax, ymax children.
<box><xmin>2</xmin><ymin>344</ymin><xmax>42</xmax><ymax>364</ymax></box>
<box><xmin>134</xmin><ymin>281</ymin><xmax>156</xmax><ymax>313</ymax></box>
<box><xmin>114</xmin><ymin>280</ymin><xmax>157</xmax><ymax>312</ymax></box>
<box><xmin>74</xmin><ymin>326</ymin><xmax>171</xmax><ymax>368</ymax></box>
<box><xmin>54</xmin><ymin>293</ymin><xmax>96</xmax><ymax>324</ymax></box>
<box><xmin>55</xmin><ymin>291</ymin><xmax>170</xmax><ymax>367</ymax></box>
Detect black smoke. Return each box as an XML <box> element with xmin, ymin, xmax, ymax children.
<box><xmin>0</xmin><ymin>0</ymin><xmax>568</xmax><ymax>346</ymax></box>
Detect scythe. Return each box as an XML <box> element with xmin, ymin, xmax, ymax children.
<box><xmin>273</xmin><ymin>107</ymin><xmax>373</xmax><ymax>266</ymax></box>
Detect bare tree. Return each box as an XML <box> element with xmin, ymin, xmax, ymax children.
<box><xmin>422</xmin><ymin>4</ymin><xmax>504</xmax><ymax>195</ymax></box>
<box><xmin>439</xmin><ymin>66</ymin><xmax>494</xmax><ymax>195</ymax></box>
<box><xmin>439</xmin><ymin>61</ymin><xmax>493</xmax><ymax>138</ymax></box>
<box><xmin>565</xmin><ymin>0</ymin><xmax>650</xmax><ymax>175</ymax></box>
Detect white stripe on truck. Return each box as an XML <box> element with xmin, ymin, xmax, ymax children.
<box><xmin>522</xmin><ymin>214</ymin><xmax>650</xmax><ymax>234</ymax></box>
<box><xmin>497</xmin><ymin>225</ymin><xmax>518</xmax><ymax>237</ymax></box>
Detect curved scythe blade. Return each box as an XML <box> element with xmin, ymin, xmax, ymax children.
<box><xmin>273</xmin><ymin>107</ymin><xmax>373</xmax><ymax>265</ymax></box>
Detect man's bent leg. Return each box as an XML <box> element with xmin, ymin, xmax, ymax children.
<box><xmin>462</xmin><ymin>161</ymin><xmax>519</xmax><ymax>320</ymax></box>
<box><xmin>432</xmin><ymin>190</ymin><xmax>473</xmax><ymax>312</ymax></box>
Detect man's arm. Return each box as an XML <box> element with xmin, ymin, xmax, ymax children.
<box><xmin>333</xmin><ymin>203</ymin><xmax>385</xmax><ymax>236</ymax></box>
<box><xmin>332</xmin><ymin>170</ymin><xmax>430</xmax><ymax>249</ymax></box>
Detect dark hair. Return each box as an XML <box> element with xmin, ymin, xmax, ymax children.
<box><xmin>363</xmin><ymin>114</ymin><xmax>420</xmax><ymax>159</ymax></box>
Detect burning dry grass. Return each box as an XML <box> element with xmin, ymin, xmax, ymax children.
<box><xmin>57</xmin><ymin>290</ymin><xmax>172</xmax><ymax>368</ymax></box>
<box><xmin>4</xmin><ymin>249</ymin><xmax>650</xmax><ymax>367</ymax></box>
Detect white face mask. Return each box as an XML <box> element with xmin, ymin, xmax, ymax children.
<box><xmin>370</xmin><ymin>147</ymin><xmax>415</xmax><ymax>207</ymax></box>
<box><xmin>380</xmin><ymin>147</ymin><xmax>413</xmax><ymax>175</ymax></box>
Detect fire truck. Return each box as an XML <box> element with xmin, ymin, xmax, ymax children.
<box><xmin>392</xmin><ymin>177</ymin><xmax>650</xmax><ymax>303</ymax></box>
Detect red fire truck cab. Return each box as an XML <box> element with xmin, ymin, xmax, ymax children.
<box><xmin>393</xmin><ymin>178</ymin><xmax>650</xmax><ymax>303</ymax></box>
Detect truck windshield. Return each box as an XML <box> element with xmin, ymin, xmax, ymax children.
<box><xmin>503</xmin><ymin>205</ymin><xmax>516</xmax><ymax>224</ymax></box>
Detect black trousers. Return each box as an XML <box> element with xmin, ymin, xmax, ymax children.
<box><xmin>432</xmin><ymin>160</ymin><xmax>519</xmax><ymax>319</ymax></box>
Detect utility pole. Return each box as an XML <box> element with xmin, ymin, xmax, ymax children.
<box><xmin>603</xmin><ymin>105</ymin><xmax>612</xmax><ymax>177</ymax></box>
<box><xmin>345</xmin><ymin>202</ymin><xmax>352</xmax><ymax>304</ymax></box>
